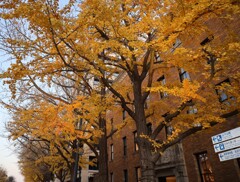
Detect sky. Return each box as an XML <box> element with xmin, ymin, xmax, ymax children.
<box><xmin>0</xmin><ymin>106</ymin><xmax>24</xmax><ymax>182</ymax></box>
<box><xmin>0</xmin><ymin>19</ymin><xmax>24</xmax><ymax>178</ymax></box>
<box><xmin>0</xmin><ymin>52</ymin><xmax>24</xmax><ymax>182</ymax></box>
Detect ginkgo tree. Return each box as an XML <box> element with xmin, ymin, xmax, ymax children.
<box><xmin>0</xmin><ymin>166</ymin><xmax>8</xmax><ymax>182</ymax></box>
<box><xmin>0</xmin><ymin>1</ymin><xmax>115</xmax><ymax>181</ymax></box>
<box><xmin>0</xmin><ymin>0</ymin><xmax>239</xmax><ymax>182</ymax></box>
<box><xmin>2</xmin><ymin>75</ymin><xmax>114</xmax><ymax>182</ymax></box>
<box><xmin>17</xmin><ymin>141</ymin><xmax>55</xmax><ymax>182</ymax></box>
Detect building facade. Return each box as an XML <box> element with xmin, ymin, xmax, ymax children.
<box><xmin>106</xmin><ymin>8</ymin><xmax>240</xmax><ymax>182</ymax></box>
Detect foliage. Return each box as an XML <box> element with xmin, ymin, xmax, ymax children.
<box><xmin>0</xmin><ymin>166</ymin><xmax>7</xmax><ymax>182</ymax></box>
<box><xmin>0</xmin><ymin>0</ymin><xmax>239</xmax><ymax>181</ymax></box>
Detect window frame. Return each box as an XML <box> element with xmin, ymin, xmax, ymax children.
<box><xmin>215</xmin><ymin>79</ymin><xmax>231</xmax><ymax>103</ymax></box>
<box><xmin>179</xmin><ymin>68</ymin><xmax>191</xmax><ymax>82</ymax></box>
<box><xmin>200</xmin><ymin>35</ymin><xmax>214</xmax><ymax>46</ymax></box>
<box><xmin>157</xmin><ymin>75</ymin><xmax>168</xmax><ymax>99</ymax></box>
<box><xmin>123</xmin><ymin>169</ymin><xmax>128</xmax><ymax>182</ymax></box>
<box><xmin>147</xmin><ymin>123</ymin><xmax>152</xmax><ymax>136</ymax></box>
<box><xmin>165</xmin><ymin>125</ymin><xmax>173</xmax><ymax>137</ymax></box>
<box><xmin>133</xmin><ymin>131</ymin><xmax>139</xmax><ymax>152</ymax></box>
<box><xmin>135</xmin><ymin>167</ymin><xmax>141</xmax><ymax>182</ymax></box>
<box><xmin>187</xmin><ymin>106</ymin><xmax>198</xmax><ymax>114</ymax></box>
<box><xmin>123</xmin><ymin>110</ymin><xmax>126</xmax><ymax>121</ymax></box>
<box><xmin>110</xmin><ymin>144</ymin><xmax>114</xmax><ymax>161</ymax></box>
<box><xmin>88</xmin><ymin>156</ymin><xmax>98</xmax><ymax>170</ymax></box>
<box><xmin>110</xmin><ymin>172</ymin><xmax>114</xmax><ymax>182</ymax></box>
<box><xmin>195</xmin><ymin>151</ymin><xmax>214</xmax><ymax>182</ymax></box>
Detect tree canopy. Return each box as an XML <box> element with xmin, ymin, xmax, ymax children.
<box><xmin>0</xmin><ymin>0</ymin><xmax>239</xmax><ymax>181</ymax></box>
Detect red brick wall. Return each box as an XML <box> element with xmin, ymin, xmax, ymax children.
<box><xmin>183</xmin><ymin>114</ymin><xmax>240</xmax><ymax>182</ymax></box>
<box><xmin>106</xmin><ymin>9</ymin><xmax>240</xmax><ymax>182</ymax></box>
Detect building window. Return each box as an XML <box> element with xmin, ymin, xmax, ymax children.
<box><xmin>179</xmin><ymin>68</ymin><xmax>190</xmax><ymax>82</ymax></box>
<box><xmin>215</xmin><ymin>79</ymin><xmax>234</xmax><ymax>104</ymax></box>
<box><xmin>89</xmin><ymin>156</ymin><xmax>98</xmax><ymax>170</ymax></box>
<box><xmin>123</xmin><ymin>110</ymin><xmax>126</xmax><ymax>120</ymax></box>
<box><xmin>187</xmin><ymin>106</ymin><xmax>198</xmax><ymax>114</ymax></box>
<box><xmin>135</xmin><ymin>167</ymin><xmax>141</xmax><ymax>182</ymax></box>
<box><xmin>93</xmin><ymin>77</ymin><xmax>100</xmax><ymax>87</ymax></box>
<box><xmin>171</xmin><ymin>38</ymin><xmax>182</xmax><ymax>52</ymax></box>
<box><xmin>196</xmin><ymin>152</ymin><xmax>214</xmax><ymax>182</ymax></box>
<box><xmin>147</xmin><ymin>123</ymin><xmax>152</xmax><ymax>136</ymax></box>
<box><xmin>144</xmin><ymin>95</ymin><xmax>150</xmax><ymax>109</ymax></box>
<box><xmin>110</xmin><ymin>172</ymin><xmax>114</xmax><ymax>182</ymax></box>
<box><xmin>110</xmin><ymin>144</ymin><xmax>114</xmax><ymax>161</ymax></box>
<box><xmin>133</xmin><ymin>131</ymin><xmax>139</xmax><ymax>152</ymax></box>
<box><xmin>237</xmin><ymin>158</ymin><xmax>240</xmax><ymax>168</ymax></box>
<box><xmin>165</xmin><ymin>125</ymin><xmax>173</xmax><ymax>136</ymax></box>
<box><xmin>200</xmin><ymin>35</ymin><xmax>214</xmax><ymax>46</ymax></box>
<box><xmin>123</xmin><ymin>137</ymin><xmax>127</xmax><ymax>156</ymax></box>
<box><xmin>124</xmin><ymin>169</ymin><xmax>128</xmax><ymax>182</ymax></box>
<box><xmin>154</xmin><ymin>51</ymin><xmax>163</xmax><ymax>64</ymax></box>
<box><xmin>158</xmin><ymin>176</ymin><xmax>176</xmax><ymax>182</ymax></box>
<box><xmin>157</xmin><ymin>75</ymin><xmax>168</xmax><ymax>98</ymax></box>
<box><xmin>111</xmin><ymin>118</ymin><xmax>114</xmax><ymax>131</ymax></box>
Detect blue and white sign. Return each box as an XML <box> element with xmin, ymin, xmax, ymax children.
<box><xmin>214</xmin><ymin>137</ymin><xmax>240</xmax><ymax>153</ymax></box>
<box><xmin>218</xmin><ymin>148</ymin><xmax>240</xmax><ymax>162</ymax></box>
<box><xmin>211</xmin><ymin>127</ymin><xmax>240</xmax><ymax>144</ymax></box>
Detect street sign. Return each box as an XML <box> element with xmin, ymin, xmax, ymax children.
<box><xmin>218</xmin><ymin>148</ymin><xmax>240</xmax><ymax>162</ymax></box>
<box><xmin>214</xmin><ymin>137</ymin><xmax>240</xmax><ymax>153</ymax></box>
<box><xmin>211</xmin><ymin>127</ymin><xmax>240</xmax><ymax>144</ymax></box>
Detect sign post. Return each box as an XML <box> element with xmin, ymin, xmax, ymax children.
<box><xmin>211</xmin><ymin>127</ymin><xmax>240</xmax><ymax>162</ymax></box>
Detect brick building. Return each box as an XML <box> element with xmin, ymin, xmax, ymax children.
<box><xmin>180</xmin><ymin>10</ymin><xmax>240</xmax><ymax>182</ymax></box>
<box><xmin>106</xmin><ymin>8</ymin><xmax>240</xmax><ymax>182</ymax></box>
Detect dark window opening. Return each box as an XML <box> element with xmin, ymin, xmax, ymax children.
<box><xmin>157</xmin><ymin>75</ymin><xmax>168</xmax><ymax>98</ymax></box>
<box><xmin>111</xmin><ymin>118</ymin><xmax>114</xmax><ymax>131</ymax></box>
<box><xmin>135</xmin><ymin>167</ymin><xmax>141</xmax><ymax>182</ymax></box>
<box><xmin>196</xmin><ymin>152</ymin><xmax>214</xmax><ymax>182</ymax></box>
<box><xmin>200</xmin><ymin>35</ymin><xmax>214</xmax><ymax>46</ymax></box>
<box><xmin>93</xmin><ymin>77</ymin><xmax>100</xmax><ymax>87</ymax></box>
<box><xmin>123</xmin><ymin>137</ymin><xmax>127</xmax><ymax>156</ymax></box>
<box><xmin>158</xmin><ymin>176</ymin><xmax>176</xmax><ymax>182</ymax></box>
<box><xmin>89</xmin><ymin>156</ymin><xmax>98</xmax><ymax>170</ymax></box>
<box><xmin>124</xmin><ymin>169</ymin><xmax>128</xmax><ymax>182</ymax></box>
<box><xmin>147</xmin><ymin>123</ymin><xmax>152</xmax><ymax>135</ymax></box>
<box><xmin>110</xmin><ymin>172</ymin><xmax>114</xmax><ymax>182</ymax></box>
<box><xmin>237</xmin><ymin>158</ymin><xmax>240</xmax><ymax>168</ymax></box>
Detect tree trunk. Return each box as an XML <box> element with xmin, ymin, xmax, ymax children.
<box><xmin>94</xmin><ymin>87</ymin><xmax>109</xmax><ymax>182</ymax></box>
<box><xmin>133</xmin><ymin>80</ymin><xmax>156</xmax><ymax>182</ymax></box>
<box><xmin>70</xmin><ymin>139</ymin><xmax>78</xmax><ymax>182</ymax></box>
<box><xmin>95</xmin><ymin>132</ymin><xmax>108</xmax><ymax>182</ymax></box>
<box><xmin>139</xmin><ymin>141</ymin><xmax>156</xmax><ymax>182</ymax></box>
